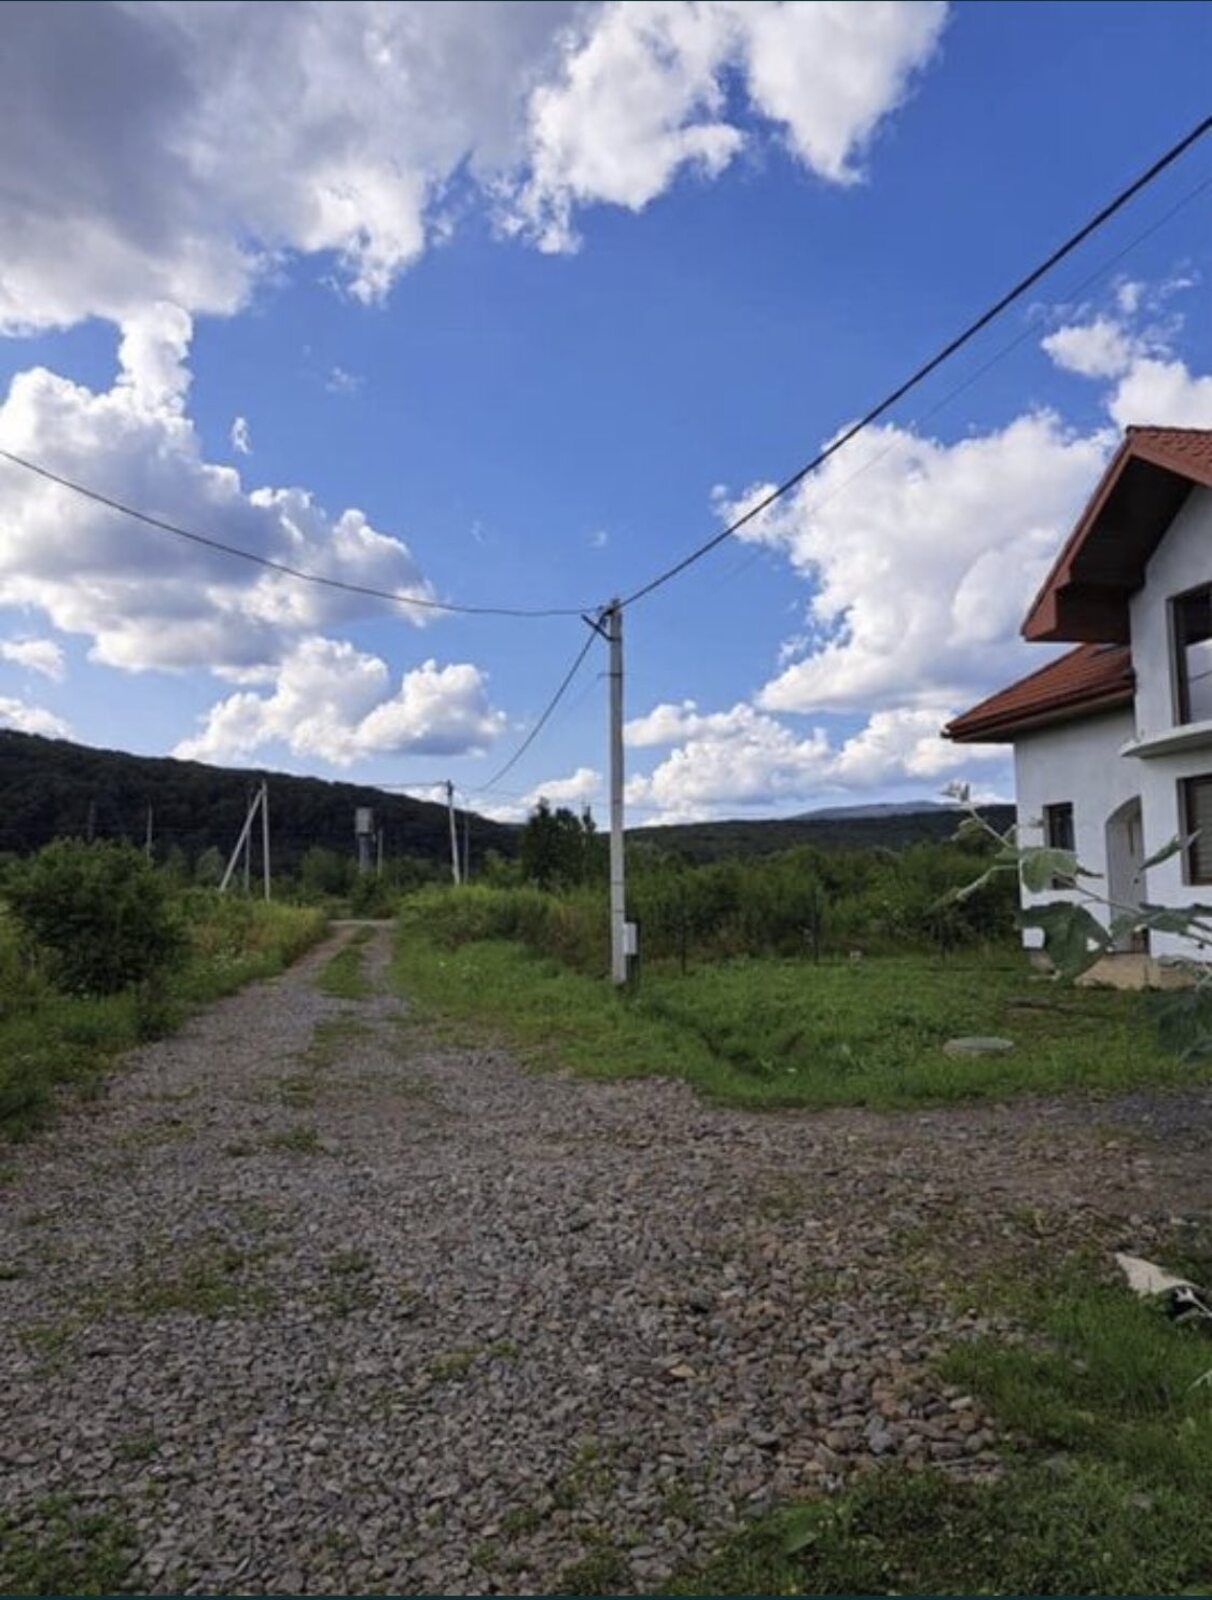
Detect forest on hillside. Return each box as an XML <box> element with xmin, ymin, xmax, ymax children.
<box><xmin>0</xmin><ymin>730</ymin><xmax>518</xmax><ymax>873</ymax></box>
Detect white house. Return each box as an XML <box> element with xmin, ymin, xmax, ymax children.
<box><xmin>946</xmin><ymin>425</ymin><xmax>1212</xmax><ymax>963</ymax></box>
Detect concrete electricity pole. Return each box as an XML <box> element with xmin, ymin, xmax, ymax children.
<box><xmin>606</xmin><ymin>599</ymin><xmax>627</xmax><ymax>986</ymax></box>
<box><xmin>446</xmin><ymin>780</ymin><xmax>462</xmax><ymax>886</ymax></box>
<box><xmin>260</xmin><ymin>781</ymin><xmax>270</xmax><ymax>901</ymax></box>
<box><xmin>220</xmin><ymin>786</ymin><xmax>266</xmax><ymax>895</ymax></box>
<box><xmin>145</xmin><ymin>804</ymin><xmax>154</xmax><ymax>862</ymax></box>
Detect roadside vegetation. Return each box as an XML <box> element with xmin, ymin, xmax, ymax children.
<box><xmin>673</xmin><ymin>1246</ymin><xmax>1212</xmax><ymax>1595</ymax></box>
<box><xmin>393</xmin><ymin>930</ymin><xmax>1188</xmax><ymax>1109</ymax></box>
<box><xmin>0</xmin><ymin>840</ymin><xmax>324</xmax><ymax>1138</ymax></box>
<box><xmin>392</xmin><ymin>809</ymin><xmax>1192</xmax><ymax>1109</ymax></box>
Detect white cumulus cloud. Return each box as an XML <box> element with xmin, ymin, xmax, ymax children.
<box><xmin>0</xmin><ymin>2</ymin><xmax>945</xmax><ymax>330</ymax></box>
<box><xmin>0</xmin><ymin>635</ymin><xmax>66</xmax><ymax>681</ymax></box>
<box><xmin>1042</xmin><ymin>316</ymin><xmax>1141</xmax><ymax>380</ymax></box>
<box><xmin>0</xmin><ymin>308</ymin><xmax>436</xmax><ymax>676</ymax></box>
<box><xmin>175</xmin><ymin>639</ymin><xmax>505</xmax><ymax>767</ymax></box>
<box><xmin>507</xmin><ymin>0</ymin><xmax>946</xmax><ymax>251</ymax></box>
<box><xmin>746</xmin><ymin>411</ymin><xmax>1109</xmax><ymax>716</ymax></box>
<box><xmin>625</xmin><ymin>698</ymin><xmax>1001</xmax><ymax>821</ymax></box>
<box><xmin>230</xmin><ymin>415</ymin><xmax>252</xmax><ymax>455</ymax></box>
<box><xmin>0</xmin><ymin>694</ymin><xmax>70</xmax><ymax>738</ymax></box>
<box><xmin>479</xmin><ymin>764</ymin><xmax>604</xmax><ymax>822</ymax></box>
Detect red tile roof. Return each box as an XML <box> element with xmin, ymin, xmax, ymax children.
<box><xmin>1128</xmin><ymin>424</ymin><xmax>1212</xmax><ymax>479</ymax></box>
<box><xmin>945</xmin><ymin>642</ymin><xmax>1134</xmax><ymax>743</ymax></box>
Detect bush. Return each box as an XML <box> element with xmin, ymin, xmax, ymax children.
<box><xmin>5</xmin><ymin>839</ymin><xmax>186</xmax><ymax>995</ymax></box>
<box><xmin>404</xmin><ymin>836</ymin><xmax>1017</xmax><ymax>975</ymax></box>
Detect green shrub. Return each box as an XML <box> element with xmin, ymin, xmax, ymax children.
<box><xmin>6</xmin><ymin>840</ymin><xmax>186</xmax><ymax>996</ymax></box>
<box><xmin>403</xmin><ymin>837</ymin><xmax>1016</xmax><ymax>975</ymax></box>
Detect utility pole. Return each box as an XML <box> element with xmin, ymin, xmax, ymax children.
<box><xmin>606</xmin><ymin>599</ymin><xmax>627</xmax><ymax>986</ymax></box>
<box><xmin>376</xmin><ymin>827</ymin><xmax>384</xmax><ymax>878</ymax></box>
<box><xmin>145</xmin><ymin>804</ymin><xmax>154</xmax><ymax>862</ymax></box>
<box><xmin>220</xmin><ymin>787</ymin><xmax>264</xmax><ymax>893</ymax></box>
<box><xmin>86</xmin><ymin>798</ymin><xmax>96</xmax><ymax>843</ymax></box>
<box><xmin>446</xmin><ymin>780</ymin><xmax>462</xmax><ymax>886</ymax></box>
<box><xmin>462</xmin><ymin>806</ymin><xmax>470</xmax><ymax>883</ymax></box>
<box><xmin>260</xmin><ymin>781</ymin><xmax>270</xmax><ymax>901</ymax></box>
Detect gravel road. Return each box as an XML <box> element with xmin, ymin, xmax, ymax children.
<box><xmin>3</xmin><ymin>923</ymin><xmax>1211</xmax><ymax>1595</ymax></box>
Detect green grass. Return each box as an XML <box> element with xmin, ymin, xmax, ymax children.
<box><xmin>316</xmin><ymin>929</ymin><xmax>374</xmax><ymax>999</ymax></box>
<box><xmin>120</xmin><ymin>1243</ymin><xmax>272</xmax><ymax>1319</ymax></box>
<box><xmin>0</xmin><ymin>899</ymin><xmax>325</xmax><ymax>1138</ymax></box>
<box><xmin>391</xmin><ymin>934</ymin><xmax>1191</xmax><ymax>1110</ymax></box>
<box><xmin>0</xmin><ymin>1498</ymin><xmax>137</xmax><ymax>1595</ymax></box>
<box><xmin>673</xmin><ymin>1261</ymin><xmax>1212</xmax><ymax>1595</ymax></box>
<box><xmin>263</xmin><ymin>1124</ymin><xmax>325</xmax><ymax>1156</ymax></box>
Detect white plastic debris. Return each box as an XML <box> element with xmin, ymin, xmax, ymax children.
<box><xmin>1114</xmin><ymin>1252</ymin><xmax>1194</xmax><ymax>1298</ymax></box>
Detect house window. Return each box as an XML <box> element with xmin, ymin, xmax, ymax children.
<box><xmin>1180</xmin><ymin>776</ymin><xmax>1212</xmax><ymax>885</ymax></box>
<box><xmin>1172</xmin><ymin>587</ymin><xmax>1212</xmax><ymax>724</ymax></box>
<box><xmin>1042</xmin><ymin>801</ymin><xmax>1075</xmax><ymax>888</ymax></box>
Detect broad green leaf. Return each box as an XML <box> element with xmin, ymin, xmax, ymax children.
<box><xmin>1140</xmin><ymin>833</ymin><xmax>1194</xmax><ymax>872</ymax></box>
<box><xmin>1019</xmin><ymin>903</ymin><xmax>1111</xmax><ymax>979</ymax></box>
<box><xmin>1134</xmin><ymin>902</ymin><xmax>1212</xmax><ymax>935</ymax></box>
<box><xmin>1020</xmin><ymin>848</ymin><xmax>1079</xmax><ymax>893</ymax></box>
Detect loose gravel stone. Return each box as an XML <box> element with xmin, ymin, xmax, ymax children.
<box><xmin>2</xmin><ymin>921</ymin><xmax>1211</xmax><ymax>1594</ymax></box>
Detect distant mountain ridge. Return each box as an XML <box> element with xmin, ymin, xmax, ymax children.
<box><xmin>794</xmin><ymin>800</ymin><xmax>960</xmax><ymax>821</ymax></box>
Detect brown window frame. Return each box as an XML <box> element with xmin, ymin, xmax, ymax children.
<box><xmin>1171</xmin><ymin>584</ymin><xmax>1212</xmax><ymax>726</ymax></box>
<box><xmin>1042</xmin><ymin>801</ymin><xmax>1076</xmax><ymax>889</ymax></box>
<box><xmin>1179</xmin><ymin>775</ymin><xmax>1212</xmax><ymax>886</ymax></box>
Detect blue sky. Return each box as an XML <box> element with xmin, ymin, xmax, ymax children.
<box><xmin>1</xmin><ymin>1</ymin><xmax>1210</xmax><ymax>823</ymax></box>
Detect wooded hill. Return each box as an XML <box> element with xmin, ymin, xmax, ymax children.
<box><xmin>0</xmin><ymin>730</ymin><xmax>518</xmax><ymax>872</ymax></box>
<box><xmin>630</xmin><ymin>806</ymin><xmax>1015</xmax><ymax>862</ymax></box>
<box><xmin>0</xmin><ymin>729</ymin><xmax>1014</xmax><ymax>870</ymax></box>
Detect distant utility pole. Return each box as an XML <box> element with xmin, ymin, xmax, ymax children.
<box><xmin>462</xmin><ymin>806</ymin><xmax>470</xmax><ymax>884</ymax></box>
<box><xmin>243</xmin><ymin>786</ymin><xmax>252</xmax><ymax>893</ymax></box>
<box><xmin>220</xmin><ymin>783</ymin><xmax>270</xmax><ymax>900</ymax></box>
<box><xmin>261</xmin><ymin>781</ymin><xmax>271</xmax><ymax>901</ymax></box>
<box><xmin>86</xmin><ymin>798</ymin><xmax>96</xmax><ymax>843</ymax></box>
<box><xmin>145</xmin><ymin>804</ymin><xmax>154</xmax><ymax>862</ymax></box>
<box><xmin>446</xmin><ymin>780</ymin><xmax>462</xmax><ymax>886</ymax></box>
<box><xmin>376</xmin><ymin>827</ymin><xmax>384</xmax><ymax>878</ymax></box>
<box><xmin>606</xmin><ymin>598</ymin><xmax>628</xmax><ymax>986</ymax></box>
<box><xmin>355</xmin><ymin>806</ymin><xmax>374</xmax><ymax>876</ymax></box>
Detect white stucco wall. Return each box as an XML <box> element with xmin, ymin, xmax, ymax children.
<box><xmin>1013</xmin><ymin>708</ymin><xmax>1138</xmax><ymax>948</ymax></box>
<box><xmin>1125</xmin><ymin>483</ymin><xmax>1212</xmax><ymax>956</ymax></box>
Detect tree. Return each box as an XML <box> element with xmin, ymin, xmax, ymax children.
<box><xmin>194</xmin><ymin>846</ymin><xmax>225</xmax><ymax>887</ymax></box>
<box><xmin>299</xmin><ymin>845</ymin><xmax>355</xmax><ymax>899</ymax></box>
<box><xmin>6</xmin><ymin>839</ymin><xmax>185</xmax><ymax>995</ymax></box>
<box><xmin>519</xmin><ymin>800</ymin><xmax>599</xmax><ymax>889</ymax></box>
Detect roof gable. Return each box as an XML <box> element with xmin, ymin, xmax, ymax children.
<box><xmin>1022</xmin><ymin>426</ymin><xmax>1212</xmax><ymax>643</ymax></box>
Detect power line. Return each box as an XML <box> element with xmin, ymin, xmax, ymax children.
<box><xmin>619</xmin><ymin>113</ymin><xmax>1212</xmax><ymax>610</ymax></box>
<box><xmin>703</xmin><ymin>164</ymin><xmax>1212</xmax><ymax>599</ymax></box>
<box><xmin>0</xmin><ymin>447</ymin><xmax>588</xmax><ymax>620</ymax></box>
<box><xmin>471</xmin><ymin>623</ymin><xmax>601</xmax><ymax>795</ymax></box>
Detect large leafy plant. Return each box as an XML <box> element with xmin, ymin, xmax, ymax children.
<box><xmin>944</xmin><ymin>783</ymin><xmax>1212</xmax><ymax>1057</ymax></box>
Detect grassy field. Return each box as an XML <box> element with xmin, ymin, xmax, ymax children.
<box><xmin>0</xmin><ymin>896</ymin><xmax>325</xmax><ymax>1138</ymax></box>
<box><xmin>391</xmin><ymin>931</ymin><xmax>1195</xmax><ymax>1110</ymax></box>
<box><xmin>673</xmin><ymin>1253</ymin><xmax>1212</xmax><ymax>1595</ymax></box>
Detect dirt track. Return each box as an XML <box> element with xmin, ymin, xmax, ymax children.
<box><xmin>3</xmin><ymin>923</ymin><xmax>1210</xmax><ymax>1594</ymax></box>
